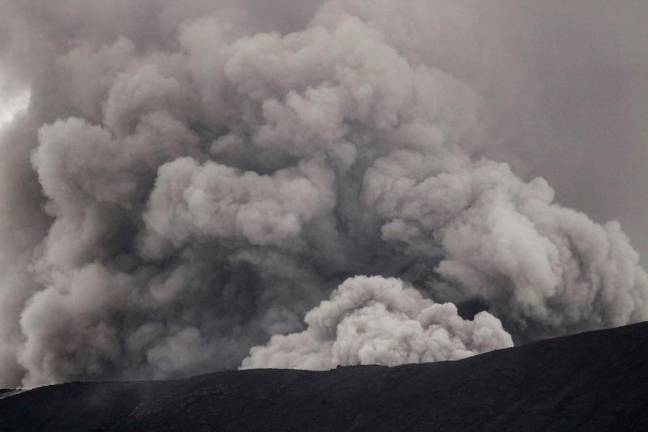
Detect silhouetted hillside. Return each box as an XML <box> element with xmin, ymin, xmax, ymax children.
<box><xmin>2</xmin><ymin>322</ymin><xmax>648</xmax><ymax>431</ymax></box>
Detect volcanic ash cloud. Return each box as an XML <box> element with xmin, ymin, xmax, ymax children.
<box><xmin>241</xmin><ymin>276</ymin><xmax>513</xmax><ymax>370</ymax></box>
<box><xmin>0</xmin><ymin>0</ymin><xmax>646</xmax><ymax>387</ymax></box>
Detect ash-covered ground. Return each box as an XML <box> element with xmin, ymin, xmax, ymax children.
<box><xmin>2</xmin><ymin>322</ymin><xmax>647</xmax><ymax>432</ymax></box>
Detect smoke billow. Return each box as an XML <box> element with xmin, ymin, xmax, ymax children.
<box><xmin>241</xmin><ymin>276</ymin><xmax>513</xmax><ymax>370</ymax></box>
<box><xmin>0</xmin><ymin>0</ymin><xmax>647</xmax><ymax>387</ymax></box>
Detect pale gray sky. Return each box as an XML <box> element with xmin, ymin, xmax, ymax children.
<box><xmin>0</xmin><ymin>91</ymin><xmax>28</xmax><ymax>129</ymax></box>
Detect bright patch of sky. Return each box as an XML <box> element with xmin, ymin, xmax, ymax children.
<box><xmin>0</xmin><ymin>90</ymin><xmax>29</xmax><ymax>131</ymax></box>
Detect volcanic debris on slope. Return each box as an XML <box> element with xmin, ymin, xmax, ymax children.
<box><xmin>1</xmin><ymin>322</ymin><xmax>648</xmax><ymax>431</ymax></box>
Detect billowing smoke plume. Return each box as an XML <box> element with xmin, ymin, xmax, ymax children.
<box><xmin>0</xmin><ymin>0</ymin><xmax>647</xmax><ymax>387</ymax></box>
<box><xmin>242</xmin><ymin>276</ymin><xmax>513</xmax><ymax>369</ymax></box>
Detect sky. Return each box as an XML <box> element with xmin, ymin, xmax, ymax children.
<box><xmin>0</xmin><ymin>89</ymin><xmax>28</xmax><ymax>130</ymax></box>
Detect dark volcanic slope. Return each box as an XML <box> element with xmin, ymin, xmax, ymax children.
<box><xmin>2</xmin><ymin>323</ymin><xmax>648</xmax><ymax>432</ymax></box>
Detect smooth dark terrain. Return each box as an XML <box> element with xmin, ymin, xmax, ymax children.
<box><xmin>1</xmin><ymin>323</ymin><xmax>648</xmax><ymax>432</ymax></box>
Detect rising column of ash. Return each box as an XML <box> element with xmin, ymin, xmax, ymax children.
<box><xmin>0</xmin><ymin>0</ymin><xmax>646</xmax><ymax>387</ymax></box>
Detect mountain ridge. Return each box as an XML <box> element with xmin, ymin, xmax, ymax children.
<box><xmin>2</xmin><ymin>322</ymin><xmax>648</xmax><ymax>431</ymax></box>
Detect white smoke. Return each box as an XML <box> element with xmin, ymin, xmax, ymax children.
<box><xmin>0</xmin><ymin>0</ymin><xmax>647</xmax><ymax>387</ymax></box>
<box><xmin>242</xmin><ymin>276</ymin><xmax>513</xmax><ymax>369</ymax></box>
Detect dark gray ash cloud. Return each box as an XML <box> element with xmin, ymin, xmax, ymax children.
<box><xmin>0</xmin><ymin>0</ymin><xmax>647</xmax><ymax>386</ymax></box>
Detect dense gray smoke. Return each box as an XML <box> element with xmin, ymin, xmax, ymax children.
<box><xmin>0</xmin><ymin>0</ymin><xmax>647</xmax><ymax>387</ymax></box>
<box><xmin>242</xmin><ymin>276</ymin><xmax>513</xmax><ymax>369</ymax></box>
